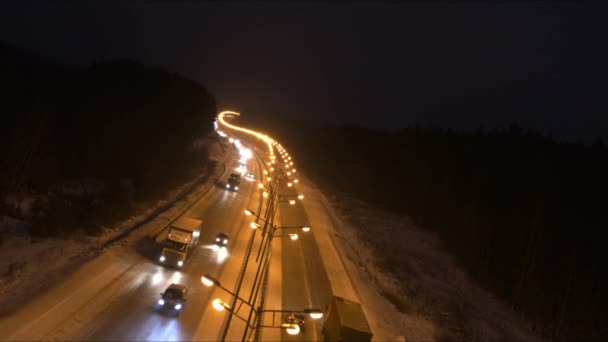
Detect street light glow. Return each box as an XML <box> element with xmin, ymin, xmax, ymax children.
<box><xmin>201</xmin><ymin>276</ymin><xmax>215</xmax><ymax>287</ymax></box>
<box><xmin>258</xmin><ymin>183</ymin><xmax>264</xmax><ymax>189</ymax></box>
<box><xmin>303</xmin><ymin>308</ymin><xmax>324</xmax><ymax>319</ymax></box>
<box><xmin>250</xmin><ymin>222</ymin><xmax>261</xmax><ymax>229</ymax></box>
<box><xmin>284</xmin><ymin>323</ymin><xmax>300</xmax><ymax>335</ymax></box>
<box><xmin>298</xmin><ymin>195</ymin><xmax>304</xmax><ymax>200</ymax></box>
<box><xmin>289</xmin><ymin>200</ymin><xmax>296</xmax><ymax>205</ymax></box>
<box><xmin>302</xmin><ymin>226</ymin><xmax>310</xmax><ymax>232</ymax></box>
<box><xmin>290</xmin><ymin>234</ymin><xmax>299</xmax><ymax>241</ymax></box>
<box><xmin>245</xmin><ymin>209</ymin><xmax>255</xmax><ymax>216</ymax></box>
<box><xmin>212</xmin><ymin>298</ymin><xmax>227</xmax><ymax>311</ymax></box>
<box><xmin>287</xmin><ymin>182</ymin><xmax>292</xmax><ymax>187</ymax></box>
<box><xmin>217</xmin><ymin>111</ymin><xmax>276</xmax><ymax>162</ymax></box>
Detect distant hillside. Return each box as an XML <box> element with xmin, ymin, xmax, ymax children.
<box><xmin>265</xmin><ymin>119</ymin><xmax>608</xmax><ymax>341</ymax></box>
<box><xmin>1</xmin><ymin>42</ymin><xmax>217</xmax><ymax>236</ymax></box>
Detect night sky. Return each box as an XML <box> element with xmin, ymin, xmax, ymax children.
<box><xmin>1</xmin><ymin>2</ymin><xmax>605</xmax><ymax>142</ymax></box>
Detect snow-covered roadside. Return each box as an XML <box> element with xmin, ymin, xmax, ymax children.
<box><xmin>0</xmin><ymin>135</ymin><xmax>230</xmax><ymax>317</ymax></box>
<box><xmin>305</xmin><ymin>179</ymin><xmax>543</xmax><ymax>342</ymax></box>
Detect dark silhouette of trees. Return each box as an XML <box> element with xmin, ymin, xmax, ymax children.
<box><xmin>268</xmin><ymin>119</ymin><xmax>608</xmax><ymax>341</ymax></box>
<box><xmin>1</xmin><ymin>42</ymin><xmax>216</xmax><ymax>237</ymax></box>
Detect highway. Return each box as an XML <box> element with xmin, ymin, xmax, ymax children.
<box><xmin>210</xmin><ymin>129</ymin><xmax>333</xmax><ymax>342</ymax></box>
<box><xmin>0</xmin><ymin>141</ymin><xmax>267</xmax><ymax>340</ymax></box>
<box><xmin>0</xmin><ymin>112</ymin><xmax>344</xmax><ymax>341</ymax></box>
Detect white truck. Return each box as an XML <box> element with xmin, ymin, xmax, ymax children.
<box><xmin>158</xmin><ymin>217</ymin><xmax>202</xmax><ymax>268</ymax></box>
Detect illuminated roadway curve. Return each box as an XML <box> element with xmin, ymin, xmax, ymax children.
<box><xmin>0</xmin><ymin>141</ymin><xmax>266</xmax><ymax>341</ymax></box>
<box><xmin>0</xmin><ymin>112</ymin><xmax>335</xmax><ymax>342</ymax></box>
<box><xmin>216</xmin><ymin>112</ymin><xmax>333</xmax><ymax>342</ymax></box>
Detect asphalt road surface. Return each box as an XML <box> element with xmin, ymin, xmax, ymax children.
<box><xmin>0</xmin><ymin>129</ymin><xmax>335</xmax><ymax>341</ymax></box>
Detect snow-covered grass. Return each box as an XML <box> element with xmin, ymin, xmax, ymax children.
<box><xmin>320</xmin><ymin>191</ymin><xmax>543</xmax><ymax>342</ymax></box>
<box><xmin>0</xmin><ymin>135</ymin><xmax>230</xmax><ymax>316</ymax></box>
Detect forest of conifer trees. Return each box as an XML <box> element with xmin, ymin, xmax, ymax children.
<box><xmin>1</xmin><ymin>42</ymin><xmax>216</xmax><ymax>237</ymax></box>
<box><xmin>271</xmin><ymin>120</ymin><xmax>607</xmax><ymax>341</ymax></box>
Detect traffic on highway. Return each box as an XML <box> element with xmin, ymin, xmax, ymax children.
<box><xmin>0</xmin><ymin>110</ymin><xmax>372</xmax><ymax>342</ymax></box>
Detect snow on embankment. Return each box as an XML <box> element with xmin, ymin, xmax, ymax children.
<box><xmin>300</xmin><ymin>177</ymin><xmax>542</xmax><ymax>342</ymax></box>
<box><xmin>0</xmin><ymin>136</ymin><xmax>228</xmax><ymax>316</ymax></box>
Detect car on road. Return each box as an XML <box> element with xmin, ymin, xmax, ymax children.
<box><xmin>245</xmin><ymin>172</ymin><xmax>254</xmax><ymax>181</ymax></box>
<box><xmin>225</xmin><ymin>173</ymin><xmax>241</xmax><ymax>191</ymax></box>
<box><xmin>158</xmin><ymin>283</ymin><xmax>188</xmax><ymax>314</ymax></box>
<box><xmin>214</xmin><ymin>232</ymin><xmax>229</xmax><ymax>247</ymax></box>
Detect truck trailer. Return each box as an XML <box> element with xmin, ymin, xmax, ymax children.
<box><xmin>322</xmin><ymin>296</ymin><xmax>373</xmax><ymax>341</ymax></box>
<box><xmin>158</xmin><ymin>217</ymin><xmax>202</xmax><ymax>268</ymax></box>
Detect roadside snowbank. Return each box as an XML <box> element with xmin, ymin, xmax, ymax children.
<box><xmin>0</xmin><ymin>136</ymin><xmax>229</xmax><ymax>316</ymax></box>
<box><xmin>311</xmin><ymin>182</ymin><xmax>542</xmax><ymax>342</ymax></box>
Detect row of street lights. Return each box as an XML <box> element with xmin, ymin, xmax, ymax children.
<box><xmin>205</xmin><ymin>112</ymin><xmax>321</xmax><ymax>340</ymax></box>
<box><xmin>202</xmin><ymin>274</ymin><xmax>323</xmax><ymax>336</ymax></box>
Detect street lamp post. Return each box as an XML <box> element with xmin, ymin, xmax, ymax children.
<box><xmin>276</xmin><ymin>194</ymin><xmax>304</xmax><ymax>206</ymax></box>
<box><xmin>202</xmin><ymin>275</ymin><xmax>258</xmax><ymax>328</ymax></box>
<box><xmin>245</xmin><ymin>209</ymin><xmax>310</xmax><ymax>262</ymax></box>
<box><xmin>237</xmin><ymin>209</ymin><xmax>312</xmax><ymax>341</ymax></box>
<box><xmin>256</xmin><ymin>308</ymin><xmax>324</xmax><ymax>337</ymax></box>
<box><xmin>242</xmin><ymin>166</ymin><xmax>307</xmax><ymax>341</ymax></box>
<box><xmin>239</xmin><ymin>169</ymin><xmax>282</xmax><ymax>341</ymax></box>
<box><xmin>213</xmin><ymin>116</ymin><xmax>317</xmax><ymax>341</ymax></box>
<box><xmin>202</xmin><ymin>274</ymin><xmax>323</xmax><ymax>338</ymax></box>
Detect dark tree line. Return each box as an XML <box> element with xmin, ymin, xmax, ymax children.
<box><xmin>1</xmin><ymin>42</ymin><xmax>216</xmax><ymax>237</ymax></box>
<box><xmin>267</xmin><ymin>119</ymin><xmax>607</xmax><ymax>341</ymax></box>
